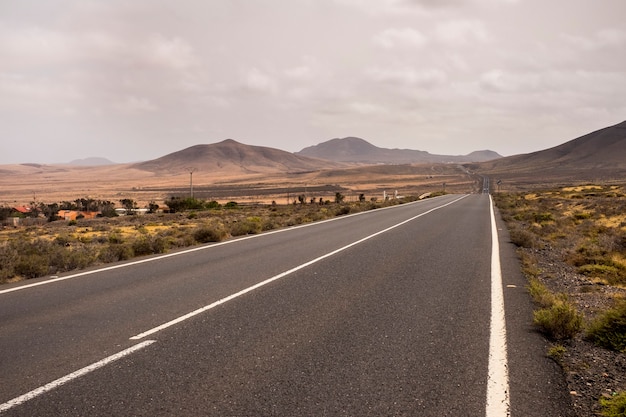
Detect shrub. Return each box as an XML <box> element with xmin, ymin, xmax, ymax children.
<box><xmin>586</xmin><ymin>302</ymin><xmax>626</xmax><ymax>353</ymax></box>
<box><xmin>0</xmin><ymin>243</ymin><xmax>18</xmax><ymax>282</ymax></box>
<box><xmin>193</xmin><ymin>226</ymin><xmax>226</xmax><ymax>243</ymax></box>
<box><xmin>229</xmin><ymin>217</ymin><xmax>262</xmax><ymax>236</ymax></box>
<box><xmin>14</xmin><ymin>254</ymin><xmax>49</xmax><ymax>279</ymax></box>
<box><xmin>600</xmin><ymin>391</ymin><xmax>626</xmax><ymax>417</ymax></box>
<box><xmin>131</xmin><ymin>236</ymin><xmax>167</xmax><ymax>256</ymax></box>
<box><xmin>509</xmin><ymin>227</ymin><xmax>538</xmax><ymax>248</ymax></box>
<box><xmin>527</xmin><ymin>278</ymin><xmax>555</xmax><ymax>308</ymax></box>
<box><xmin>533</xmin><ymin>297</ymin><xmax>584</xmax><ymax>341</ymax></box>
<box><xmin>579</xmin><ymin>263</ymin><xmax>621</xmax><ymax>279</ymax></box>
<box><xmin>547</xmin><ymin>344</ymin><xmax>567</xmax><ymax>366</ymax></box>
<box><xmin>533</xmin><ymin>212</ymin><xmax>554</xmax><ymax>223</ymax></box>
<box><xmin>98</xmin><ymin>243</ymin><xmax>133</xmax><ymax>263</ymax></box>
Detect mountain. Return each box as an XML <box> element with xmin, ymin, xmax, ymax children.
<box><xmin>133</xmin><ymin>139</ymin><xmax>345</xmax><ymax>174</ymax></box>
<box><xmin>68</xmin><ymin>157</ymin><xmax>115</xmax><ymax>166</ymax></box>
<box><xmin>296</xmin><ymin>137</ymin><xmax>502</xmax><ymax>164</ymax></box>
<box><xmin>474</xmin><ymin>121</ymin><xmax>626</xmax><ymax>179</ymax></box>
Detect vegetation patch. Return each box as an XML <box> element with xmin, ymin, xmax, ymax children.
<box><xmin>533</xmin><ymin>296</ymin><xmax>584</xmax><ymax>341</ymax></box>
<box><xmin>599</xmin><ymin>391</ymin><xmax>626</xmax><ymax>417</ymax></box>
<box><xmin>586</xmin><ymin>301</ymin><xmax>626</xmax><ymax>353</ymax></box>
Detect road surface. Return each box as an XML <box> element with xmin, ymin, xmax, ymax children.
<box><xmin>0</xmin><ymin>194</ymin><xmax>574</xmax><ymax>416</ymax></box>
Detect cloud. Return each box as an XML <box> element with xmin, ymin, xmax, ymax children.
<box><xmin>115</xmin><ymin>95</ymin><xmax>158</xmax><ymax>114</ymax></box>
<box><xmin>241</xmin><ymin>67</ymin><xmax>277</xmax><ymax>94</ymax></box>
<box><xmin>366</xmin><ymin>67</ymin><xmax>447</xmax><ymax>87</ymax></box>
<box><xmin>148</xmin><ymin>34</ymin><xmax>199</xmax><ymax>70</ymax></box>
<box><xmin>373</xmin><ymin>28</ymin><xmax>428</xmax><ymax>48</ymax></box>
<box><xmin>0</xmin><ymin>26</ymin><xmax>75</xmax><ymax>69</ymax></box>
<box><xmin>562</xmin><ymin>28</ymin><xmax>626</xmax><ymax>50</ymax></box>
<box><xmin>435</xmin><ymin>19</ymin><xmax>490</xmax><ymax>45</ymax></box>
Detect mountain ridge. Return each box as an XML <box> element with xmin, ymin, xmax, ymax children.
<box><xmin>472</xmin><ymin>120</ymin><xmax>626</xmax><ymax>180</ymax></box>
<box><xmin>296</xmin><ymin>137</ymin><xmax>502</xmax><ymax>164</ymax></box>
<box><xmin>132</xmin><ymin>139</ymin><xmax>346</xmax><ymax>174</ymax></box>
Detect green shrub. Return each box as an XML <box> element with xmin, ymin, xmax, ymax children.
<box><xmin>547</xmin><ymin>344</ymin><xmax>567</xmax><ymax>366</ymax></box>
<box><xmin>600</xmin><ymin>391</ymin><xmax>626</xmax><ymax>417</ymax></box>
<box><xmin>527</xmin><ymin>278</ymin><xmax>555</xmax><ymax>308</ymax></box>
<box><xmin>586</xmin><ymin>302</ymin><xmax>626</xmax><ymax>353</ymax></box>
<box><xmin>533</xmin><ymin>212</ymin><xmax>554</xmax><ymax>223</ymax></box>
<box><xmin>579</xmin><ymin>263</ymin><xmax>621</xmax><ymax>278</ymax></box>
<box><xmin>533</xmin><ymin>297</ymin><xmax>584</xmax><ymax>341</ymax></box>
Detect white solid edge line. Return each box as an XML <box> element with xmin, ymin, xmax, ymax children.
<box><xmin>486</xmin><ymin>195</ymin><xmax>511</xmax><ymax>416</ymax></box>
<box><xmin>130</xmin><ymin>195</ymin><xmax>469</xmax><ymax>340</ymax></box>
<box><xmin>0</xmin><ymin>340</ymin><xmax>156</xmax><ymax>413</ymax></box>
<box><xmin>0</xmin><ymin>196</ymin><xmax>446</xmax><ymax>296</ymax></box>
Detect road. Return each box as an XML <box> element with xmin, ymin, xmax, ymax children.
<box><xmin>0</xmin><ymin>194</ymin><xmax>574</xmax><ymax>416</ymax></box>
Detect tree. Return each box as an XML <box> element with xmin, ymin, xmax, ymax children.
<box><xmin>100</xmin><ymin>202</ymin><xmax>118</xmax><ymax>217</ymax></box>
<box><xmin>335</xmin><ymin>192</ymin><xmax>345</xmax><ymax>204</ymax></box>
<box><xmin>147</xmin><ymin>201</ymin><xmax>159</xmax><ymax>213</ymax></box>
<box><xmin>119</xmin><ymin>198</ymin><xmax>137</xmax><ymax>214</ymax></box>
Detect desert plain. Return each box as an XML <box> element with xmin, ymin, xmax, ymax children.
<box><xmin>0</xmin><ymin>161</ymin><xmax>479</xmax><ymax>208</ymax></box>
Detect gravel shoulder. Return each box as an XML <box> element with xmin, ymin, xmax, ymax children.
<box><xmin>525</xmin><ymin>247</ymin><xmax>626</xmax><ymax>416</ymax></box>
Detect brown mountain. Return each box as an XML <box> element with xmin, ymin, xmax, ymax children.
<box><xmin>296</xmin><ymin>137</ymin><xmax>502</xmax><ymax>164</ymax></box>
<box><xmin>133</xmin><ymin>139</ymin><xmax>345</xmax><ymax>174</ymax></box>
<box><xmin>474</xmin><ymin>121</ymin><xmax>626</xmax><ymax>182</ymax></box>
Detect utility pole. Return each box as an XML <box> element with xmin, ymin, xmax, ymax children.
<box><xmin>188</xmin><ymin>167</ymin><xmax>197</xmax><ymax>198</ymax></box>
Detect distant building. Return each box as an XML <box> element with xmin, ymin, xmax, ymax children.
<box><xmin>56</xmin><ymin>210</ymin><xmax>100</xmax><ymax>221</ymax></box>
<box><xmin>12</xmin><ymin>206</ymin><xmax>32</xmax><ymax>215</ymax></box>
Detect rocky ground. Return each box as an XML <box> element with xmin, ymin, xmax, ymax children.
<box><xmin>523</xmin><ymin>246</ymin><xmax>626</xmax><ymax>417</ymax></box>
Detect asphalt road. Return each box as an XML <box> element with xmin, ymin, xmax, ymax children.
<box><xmin>0</xmin><ymin>194</ymin><xmax>574</xmax><ymax>416</ymax></box>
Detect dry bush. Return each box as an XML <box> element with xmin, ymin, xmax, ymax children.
<box><xmin>533</xmin><ymin>297</ymin><xmax>584</xmax><ymax>341</ymax></box>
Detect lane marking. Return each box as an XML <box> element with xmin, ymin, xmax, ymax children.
<box><xmin>130</xmin><ymin>195</ymin><xmax>469</xmax><ymax>340</ymax></box>
<box><xmin>486</xmin><ymin>195</ymin><xmax>511</xmax><ymax>416</ymax></box>
<box><xmin>0</xmin><ymin>196</ymin><xmax>448</xmax><ymax>296</ymax></box>
<box><xmin>0</xmin><ymin>340</ymin><xmax>156</xmax><ymax>413</ymax></box>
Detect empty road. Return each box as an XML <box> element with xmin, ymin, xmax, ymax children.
<box><xmin>0</xmin><ymin>194</ymin><xmax>574</xmax><ymax>416</ymax></box>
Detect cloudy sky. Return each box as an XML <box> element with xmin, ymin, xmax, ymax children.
<box><xmin>1</xmin><ymin>0</ymin><xmax>624</xmax><ymax>164</ymax></box>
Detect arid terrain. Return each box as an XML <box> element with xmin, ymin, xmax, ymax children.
<box><xmin>2</xmin><ymin>121</ymin><xmax>626</xmax><ymax>416</ymax></box>
<box><xmin>0</xmin><ymin>160</ymin><xmax>478</xmax><ymax>208</ymax></box>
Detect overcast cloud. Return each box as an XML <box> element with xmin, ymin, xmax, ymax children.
<box><xmin>0</xmin><ymin>0</ymin><xmax>624</xmax><ymax>164</ymax></box>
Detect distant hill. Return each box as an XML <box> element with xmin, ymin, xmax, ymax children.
<box><xmin>133</xmin><ymin>139</ymin><xmax>346</xmax><ymax>174</ymax></box>
<box><xmin>68</xmin><ymin>157</ymin><xmax>115</xmax><ymax>166</ymax></box>
<box><xmin>296</xmin><ymin>137</ymin><xmax>501</xmax><ymax>164</ymax></box>
<box><xmin>474</xmin><ymin>121</ymin><xmax>626</xmax><ymax>181</ymax></box>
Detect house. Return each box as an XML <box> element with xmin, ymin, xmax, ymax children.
<box><xmin>1</xmin><ymin>207</ymin><xmax>33</xmax><ymax>227</ymax></box>
<box><xmin>12</xmin><ymin>206</ymin><xmax>32</xmax><ymax>215</ymax></box>
<box><xmin>56</xmin><ymin>210</ymin><xmax>100</xmax><ymax>221</ymax></box>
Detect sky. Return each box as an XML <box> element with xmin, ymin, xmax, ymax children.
<box><xmin>0</xmin><ymin>0</ymin><xmax>625</xmax><ymax>164</ymax></box>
